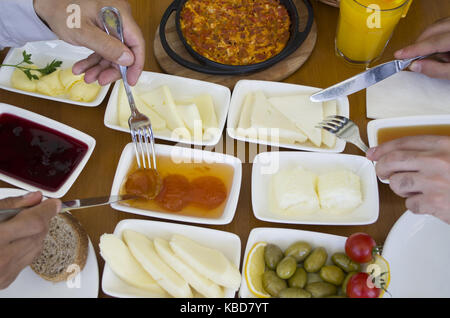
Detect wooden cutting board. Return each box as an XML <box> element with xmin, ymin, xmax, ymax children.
<box><xmin>154</xmin><ymin>0</ymin><xmax>318</xmax><ymax>89</ymax></box>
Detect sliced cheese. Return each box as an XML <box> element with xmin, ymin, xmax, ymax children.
<box><xmin>268</xmin><ymin>95</ymin><xmax>323</xmax><ymax>147</ymax></box>
<box><xmin>140</xmin><ymin>85</ymin><xmax>185</xmax><ymax>131</ymax></box>
<box><xmin>237</xmin><ymin>92</ymin><xmax>254</xmax><ymax>129</ymax></box>
<box><xmin>317</xmin><ymin>170</ymin><xmax>362</xmax><ymax>213</ymax></box>
<box><xmin>250</xmin><ymin>91</ymin><xmax>308</xmax><ymax>144</ymax></box>
<box><xmin>11</xmin><ymin>65</ymin><xmax>41</xmax><ymax>92</ymax></box>
<box><xmin>36</xmin><ymin>69</ymin><xmax>65</xmax><ymax>96</ymax></box>
<box><xmin>117</xmin><ymin>81</ymin><xmax>166</xmax><ymax>131</ymax></box>
<box><xmin>322</xmin><ymin>100</ymin><xmax>338</xmax><ymax>148</ymax></box>
<box><xmin>154</xmin><ymin>237</ymin><xmax>224</xmax><ymax>298</ymax></box>
<box><xmin>178</xmin><ymin>94</ymin><xmax>218</xmax><ymax>129</ymax></box>
<box><xmin>272</xmin><ymin>166</ymin><xmax>320</xmax><ymax>214</ymax></box>
<box><xmin>176</xmin><ymin>103</ymin><xmax>203</xmax><ymax>141</ymax></box>
<box><xmin>99</xmin><ymin>234</ymin><xmax>169</xmax><ymax>297</ymax></box>
<box><xmin>59</xmin><ymin>67</ymin><xmax>84</xmax><ymax>90</ymax></box>
<box><xmin>68</xmin><ymin>80</ymin><xmax>101</xmax><ymax>102</ymax></box>
<box><xmin>122</xmin><ymin>230</ymin><xmax>193</xmax><ymax>298</ymax></box>
<box><xmin>170</xmin><ymin>234</ymin><xmax>241</xmax><ymax>290</ymax></box>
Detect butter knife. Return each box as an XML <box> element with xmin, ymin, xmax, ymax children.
<box><xmin>0</xmin><ymin>194</ymin><xmax>137</xmax><ymax>221</ymax></box>
<box><xmin>310</xmin><ymin>55</ymin><xmax>430</xmax><ymax>102</ymax></box>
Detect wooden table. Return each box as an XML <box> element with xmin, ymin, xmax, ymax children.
<box><xmin>0</xmin><ymin>0</ymin><xmax>448</xmax><ymax>298</ymax></box>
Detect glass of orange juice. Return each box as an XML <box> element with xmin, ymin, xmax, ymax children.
<box><xmin>336</xmin><ymin>0</ymin><xmax>412</xmax><ymax>65</ymax></box>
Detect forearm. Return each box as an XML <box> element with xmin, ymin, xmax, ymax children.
<box><xmin>0</xmin><ymin>0</ymin><xmax>57</xmax><ymax>49</ymax></box>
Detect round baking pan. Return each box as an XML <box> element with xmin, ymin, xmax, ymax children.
<box><xmin>159</xmin><ymin>0</ymin><xmax>314</xmax><ymax>75</ymax></box>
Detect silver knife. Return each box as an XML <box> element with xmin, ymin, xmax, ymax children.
<box><xmin>310</xmin><ymin>55</ymin><xmax>430</xmax><ymax>102</ymax></box>
<box><xmin>0</xmin><ymin>194</ymin><xmax>137</xmax><ymax>221</ymax></box>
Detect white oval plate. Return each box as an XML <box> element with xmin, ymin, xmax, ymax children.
<box><xmin>104</xmin><ymin>72</ymin><xmax>231</xmax><ymax>147</ymax></box>
<box><xmin>0</xmin><ymin>40</ymin><xmax>110</xmax><ymax>107</ymax></box>
<box><xmin>0</xmin><ymin>188</ymin><xmax>99</xmax><ymax>298</ymax></box>
<box><xmin>227</xmin><ymin>80</ymin><xmax>350</xmax><ymax>153</ymax></box>
<box><xmin>239</xmin><ymin>227</ymin><xmax>347</xmax><ymax>298</ymax></box>
<box><xmin>0</xmin><ymin>103</ymin><xmax>96</xmax><ymax>198</ymax></box>
<box><xmin>110</xmin><ymin>143</ymin><xmax>242</xmax><ymax>225</ymax></box>
<box><xmin>252</xmin><ymin>151</ymin><xmax>379</xmax><ymax>225</ymax></box>
<box><xmin>101</xmin><ymin>219</ymin><xmax>241</xmax><ymax>298</ymax></box>
<box><xmin>367</xmin><ymin>114</ymin><xmax>450</xmax><ymax>184</ymax></box>
<box><xmin>382</xmin><ymin>211</ymin><xmax>450</xmax><ymax>298</ymax></box>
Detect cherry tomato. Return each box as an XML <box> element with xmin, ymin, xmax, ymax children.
<box><xmin>345</xmin><ymin>233</ymin><xmax>377</xmax><ymax>263</ymax></box>
<box><xmin>346</xmin><ymin>272</ymin><xmax>381</xmax><ymax>298</ymax></box>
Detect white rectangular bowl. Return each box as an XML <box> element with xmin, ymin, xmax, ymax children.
<box><xmin>239</xmin><ymin>227</ymin><xmax>347</xmax><ymax>298</ymax></box>
<box><xmin>251</xmin><ymin>151</ymin><xmax>379</xmax><ymax>225</ymax></box>
<box><xmin>367</xmin><ymin>114</ymin><xmax>450</xmax><ymax>184</ymax></box>
<box><xmin>110</xmin><ymin>143</ymin><xmax>242</xmax><ymax>225</ymax></box>
<box><xmin>227</xmin><ymin>80</ymin><xmax>350</xmax><ymax>153</ymax></box>
<box><xmin>0</xmin><ymin>103</ymin><xmax>96</xmax><ymax>198</ymax></box>
<box><xmin>104</xmin><ymin>72</ymin><xmax>231</xmax><ymax>147</ymax></box>
<box><xmin>0</xmin><ymin>40</ymin><xmax>110</xmax><ymax>107</ymax></box>
<box><xmin>102</xmin><ymin>219</ymin><xmax>242</xmax><ymax>298</ymax></box>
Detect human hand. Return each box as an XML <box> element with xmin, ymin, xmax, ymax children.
<box><xmin>367</xmin><ymin>136</ymin><xmax>450</xmax><ymax>224</ymax></box>
<box><xmin>395</xmin><ymin>17</ymin><xmax>450</xmax><ymax>80</ymax></box>
<box><xmin>33</xmin><ymin>0</ymin><xmax>145</xmax><ymax>86</ymax></box>
<box><xmin>0</xmin><ymin>192</ymin><xmax>61</xmax><ymax>289</ymax></box>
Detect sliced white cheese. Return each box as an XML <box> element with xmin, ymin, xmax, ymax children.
<box><xmin>122</xmin><ymin>230</ymin><xmax>193</xmax><ymax>298</ymax></box>
<box><xmin>176</xmin><ymin>103</ymin><xmax>203</xmax><ymax>141</ymax></box>
<box><xmin>154</xmin><ymin>237</ymin><xmax>224</xmax><ymax>298</ymax></box>
<box><xmin>271</xmin><ymin>166</ymin><xmax>320</xmax><ymax>214</ymax></box>
<box><xmin>99</xmin><ymin>234</ymin><xmax>169</xmax><ymax>297</ymax></box>
<box><xmin>117</xmin><ymin>81</ymin><xmax>166</xmax><ymax>131</ymax></box>
<box><xmin>317</xmin><ymin>170</ymin><xmax>362</xmax><ymax>213</ymax></box>
<box><xmin>322</xmin><ymin>100</ymin><xmax>337</xmax><ymax>148</ymax></box>
<box><xmin>140</xmin><ymin>85</ymin><xmax>185</xmax><ymax>131</ymax></box>
<box><xmin>178</xmin><ymin>94</ymin><xmax>219</xmax><ymax>129</ymax></box>
<box><xmin>268</xmin><ymin>95</ymin><xmax>324</xmax><ymax>147</ymax></box>
<box><xmin>250</xmin><ymin>91</ymin><xmax>308</xmax><ymax>144</ymax></box>
<box><xmin>237</xmin><ymin>92</ymin><xmax>254</xmax><ymax>129</ymax></box>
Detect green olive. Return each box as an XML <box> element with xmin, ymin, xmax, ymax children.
<box><xmin>331</xmin><ymin>253</ymin><xmax>361</xmax><ymax>273</ymax></box>
<box><xmin>307</xmin><ymin>272</ymin><xmax>323</xmax><ymax>284</ymax></box>
<box><xmin>305</xmin><ymin>282</ymin><xmax>337</xmax><ymax>298</ymax></box>
<box><xmin>264</xmin><ymin>244</ymin><xmax>284</xmax><ymax>270</ymax></box>
<box><xmin>276</xmin><ymin>256</ymin><xmax>297</xmax><ymax>279</ymax></box>
<box><xmin>288</xmin><ymin>267</ymin><xmax>307</xmax><ymax>288</ymax></box>
<box><xmin>319</xmin><ymin>265</ymin><xmax>345</xmax><ymax>286</ymax></box>
<box><xmin>278</xmin><ymin>287</ymin><xmax>312</xmax><ymax>298</ymax></box>
<box><xmin>262</xmin><ymin>270</ymin><xmax>287</xmax><ymax>297</ymax></box>
<box><xmin>284</xmin><ymin>241</ymin><xmax>312</xmax><ymax>262</ymax></box>
<box><xmin>341</xmin><ymin>271</ymin><xmax>357</xmax><ymax>296</ymax></box>
<box><xmin>304</xmin><ymin>247</ymin><xmax>328</xmax><ymax>273</ymax></box>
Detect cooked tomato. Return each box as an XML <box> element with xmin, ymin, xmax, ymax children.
<box><xmin>155</xmin><ymin>174</ymin><xmax>191</xmax><ymax>212</ymax></box>
<box><xmin>125</xmin><ymin>168</ymin><xmax>161</xmax><ymax>200</ymax></box>
<box><xmin>189</xmin><ymin>176</ymin><xmax>227</xmax><ymax>210</ymax></box>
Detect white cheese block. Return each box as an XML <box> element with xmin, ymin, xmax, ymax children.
<box><xmin>170</xmin><ymin>234</ymin><xmax>241</xmax><ymax>290</ymax></box>
<box><xmin>117</xmin><ymin>81</ymin><xmax>166</xmax><ymax>131</ymax></box>
<box><xmin>99</xmin><ymin>234</ymin><xmax>169</xmax><ymax>297</ymax></box>
<box><xmin>176</xmin><ymin>103</ymin><xmax>203</xmax><ymax>141</ymax></box>
<box><xmin>272</xmin><ymin>166</ymin><xmax>320</xmax><ymax>214</ymax></box>
<box><xmin>250</xmin><ymin>91</ymin><xmax>308</xmax><ymax>144</ymax></box>
<box><xmin>268</xmin><ymin>95</ymin><xmax>324</xmax><ymax>147</ymax></box>
<box><xmin>322</xmin><ymin>100</ymin><xmax>337</xmax><ymax>148</ymax></box>
<box><xmin>123</xmin><ymin>230</ymin><xmax>193</xmax><ymax>298</ymax></box>
<box><xmin>317</xmin><ymin>170</ymin><xmax>362</xmax><ymax>213</ymax></box>
<box><xmin>140</xmin><ymin>85</ymin><xmax>185</xmax><ymax>131</ymax></box>
<box><xmin>154</xmin><ymin>237</ymin><xmax>224</xmax><ymax>298</ymax></box>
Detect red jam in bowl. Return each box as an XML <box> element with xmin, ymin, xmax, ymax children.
<box><xmin>0</xmin><ymin>113</ymin><xmax>88</xmax><ymax>192</ymax></box>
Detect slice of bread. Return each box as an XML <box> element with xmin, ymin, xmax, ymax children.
<box><xmin>30</xmin><ymin>213</ymin><xmax>89</xmax><ymax>282</ymax></box>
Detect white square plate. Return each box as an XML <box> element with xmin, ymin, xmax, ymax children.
<box><xmin>110</xmin><ymin>143</ymin><xmax>242</xmax><ymax>225</ymax></box>
<box><xmin>0</xmin><ymin>103</ymin><xmax>96</xmax><ymax>198</ymax></box>
<box><xmin>367</xmin><ymin>114</ymin><xmax>450</xmax><ymax>184</ymax></box>
<box><xmin>239</xmin><ymin>227</ymin><xmax>347</xmax><ymax>298</ymax></box>
<box><xmin>0</xmin><ymin>40</ymin><xmax>110</xmax><ymax>107</ymax></box>
<box><xmin>227</xmin><ymin>80</ymin><xmax>350</xmax><ymax>153</ymax></box>
<box><xmin>251</xmin><ymin>151</ymin><xmax>379</xmax><ymax>225</ymax></box>
<box><xmin>0</xmin><ymin>188</ymin><xmax>99</xmax><ymax>298</ymax></box>
<box><xmin>104</xmin><ymin>72</ymin><xmax>231</xmax><ymax>147</ymax></box>
<box><xmin>101</xmin><ymin>219</ymin><xmax>241</xmax><ymax>298</ymax></box>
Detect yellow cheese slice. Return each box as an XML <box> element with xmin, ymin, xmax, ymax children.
<box><xmin>36</xmin><ymin>69</ymin><xmax>65</xmax><ymax>96</ymax></box>
<box><xmin>11</xmin><ymin>65</ymin><xmax>40</xmax><ymax>92</ymax></box>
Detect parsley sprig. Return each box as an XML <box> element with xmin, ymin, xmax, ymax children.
<box><xmin>0</xmin><ymin>50</ymin><xmax>63</xmax><ymax>80</ymax></box>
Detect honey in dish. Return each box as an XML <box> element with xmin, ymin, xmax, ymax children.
<box><xmin>120</xmin><ymin>155</ymin><xmax>234</xmax><ymax>219</ymax></box>
<box><xmin>377</xmin><ymin>125</ymin><xmax>450</xmax><ymax>145</ymax></box>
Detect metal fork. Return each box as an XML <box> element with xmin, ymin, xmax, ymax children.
<box><xmin>316</xmin><ymin>115</ymin><xmax>369</xmax><ymax>153</ymax></box>
<box><xmin>100</xmin><ymin>7</ymin><xmax>157</xmax><ymax>170</ymax></box>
